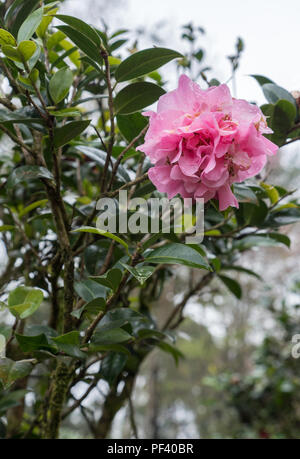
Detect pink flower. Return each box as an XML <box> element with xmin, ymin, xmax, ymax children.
<box><xmin>137</xmin><ymin>75</ymin><xmax>278</xmax><ymax>211</ymax></box>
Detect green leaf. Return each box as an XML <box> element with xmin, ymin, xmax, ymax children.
<box><xmin>72</xmin><ymin>226</ymin><xmax>129</xmax><ymax>254</ymax></box>
<box><xmin>157</xmin><ymin>342</ymin><xmax>184</xmax><ymax>365</ymax></box>
<box><xmin>71</xmin><ymin>297</ymin><xmax>106</xmax><ymax>319</ymax></box>
<box><xmin>7</xmin><ymin>166</ymin><xmax>54</xmax><ymax>189</ymax></box>
<box><xmin>266</xmin><ymin>208</ymin><xmax>300</xmax><ymax>227</ymax></box>
<box><xmin>49</xmin><ymin>67</ymin><xmax>73</xmax><ymax>104</ymax></box>
<box><xmin>15</xmin><ymin>333</ymin><xmax>55</xmax><ymax>353</ymax></box>
<box><xmin>243</xmin><ymin>200</ymin><xmax>268</xmax><ymax>226</ymax></box>
<box><xmin>1</xmin><ymin>44</ymin><xmax>21</xmax><ymax>62</ymax></box>
<box><xmin>101</xmin><ymin>353</ymin><xmax>127</xmax><ymax>385</ymax></box>
<box><xmin>55</xmin><ymin>15</ymin><xmax>101</xmax><ymax>46</ymax></box>
<box><xmin>18</xmin><ymin>40</ymin><xmax>37</xmax><ymax>61</ymax></box>
<box><xmin>272</xmin><ymin>99</ymin><xmax>297</xmax><ymax>133</ymax></box>
<box><xmin>0</xmin><ymin>108</ymin><xmax>44</xmax><ymax>126</ymax></box>
<box><xmin>0</xmin><ymin>358</ymin><xmax>34</xmax><ymax>389</ymax></box>
<box><xmin>90</xmin><ymin>268</ymin><xmax>122</xmax><ymax>292</ymax></box>
<box><xmin>18</xmin><ymin>199</ymin><xmax>48</xmax><ymax>218</ymax></box>
<box><xmin>74</xmin><ymin>145</ymin><xmax>130</xmax><ymax>183</ymax></box>
<box><xmin>267</xmin><ymin>232</ymin><xmax>291</xmax><ymax>248</ymax></box>
<box><xmin>53</xmin><ymin>120</ymin><xmax>90</xmax><ymax>147</ymax></box>
<box><xmin>262</xmin><ymin>83</ymin><xmax>297</xmax><ymax>110</ymax></box>
<box><xmin>91</xmin><ymin>328</ymin><xmax>132</xmax><ymax>345</ymax></box>
<box><xmin>51</xmin><ymin>331</ymin><xmax>86</xmax><ymax>359</ymax></box>
<box><xmin>115</xmin><ymin>47</ymin><xmax>183</xmax><ymax>82</ymax></box>
<box><xmin>260</xmin><ymin>182</ymin><xmax>280</xmax><ymax>204</ymax></box>
<box><xmin>56</xmin><ymin>25</ymin><xmax>102</xmax><ymax>63</ymax></box>
<box><xmin>233</xmin><ymin>235</ymin><xmax>286</xmax><ymax>251</ymax></box>
<box><xmin>0</xmin><ymin>390</ymin><xmax>28</xmax><ymax>414</ymax></box>
<box><xmin>131</xmin><ymin>182</ymin><xmax>156</xmax><ymax>198</ymax></box>
<box><xmin>110</xmin><ymin>39</ymin><xmax>127</xmax><ymax>52</ymax></box>
<box><xmin>17</xmin><ymin>7</ymin><xmax>43</xmax><ymax>42</ymax></box>
<box><xmin>8</xmin><ymin>286</ymin><xmax>44</xmax><ymax>319</ymax></box>
<box><xmin>0</xmin><ymin>29</ymin><xmax>17</xmax><ymax>46</ymax></box>
<box><xmin>36</xmin><ymin>10</ymin><xmax>56</xmax><ymax>38</ymax></box>
<box><xmin>233</xmin><ymin>183</ymin><xmax>258</xmax><ymax>204</ymax></box>
<box><xmin>114</xmin><ymin>82</ymin><xmax>165</xmax><ymax>115</ymax></box>
<box><xmin>221</xmin><ymin>266</ymin><xmax>262</xmax><ymax>280</ymax></box>
<box><xmin>0</xmin><ymin>225</ymin><xmax>15</xmax><ymax>232</ymax></box>
<box><xmin>50</xmin><ymin>45</ymin><xmax>78</xmax><ymax>69</ymax></box>
<box><xmin>137</xmin><ymin>329</ymin><xmax>167</xmax><ymax>340</ymax></box>
<box><xmin>108</xmin><ymin>56</ymin><xmax>121</xmax><ymax>66</ymax></box>
<box><xmin>74</xmin><ymin>279</ymin><xmax>108</xmax><ymax>303</ymax></box>
<box><xmin>116</xmin><ymin>112</ymin><xmax>148</xmax><ymax>143</ymax></box>
<box><xmin>48</xmin><ymin>107</ymin><xmax>81</xmax><ymax>117</ymax></box>
<box><xmin>121</xmin><ymin>263</ymin><xmax>155</xmax><ymax>285</ymax></box>
<box><xmin>218</xmin><ymin>275</ymin><xmax>242</xmax><ymax>299</ymax></box>
<box><xmin>87</xmin><ymin>343</ymin><xmax>130</xmax><ymax>356</ymax></box>
<box><xmin>99</xmin><ymin>309</ymin><xmax>150</xmax><ymax>333</ymax></box>
<box><xmin>145</xmin><ymin>243</ymin><xmax>210</xmax><ymax>270</ymax></box>
<box><xmin>250</xmin><ymin>74</ymin><xmax>274</xmax><ymax>86</ymax></box>
<box><xmin>6</xmin><ymin>0</ymin><xmax>40</xmax><ymax>37</ymax></box>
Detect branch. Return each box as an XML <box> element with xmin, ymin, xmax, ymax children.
<box><xmin>162</xmin><ymin>272</ymin><xmax>214</xmax><ymax>330</ymax></box>
<box><xmin>0</xmin><ymin>122</ymin><xmax>33</xmax><ymax>154</ymax></box>
<box><xmin>100</xmin><ymin>45</ymin><xmax>115</xmax><ymax>192</ymax></box>
<box><xmin>107</xmin><ymin>125</ymin><xmax>148</xmax><ymax>191</ymax></box>
<box><xmin>62</xmin><ymin>379</ymin><xmax>98</xmax><ymax>420</ymax></box>
<box><xmin>104</xmin><ymin>173</ymin><xmax>149</xmax><ymax>198</ymax></box>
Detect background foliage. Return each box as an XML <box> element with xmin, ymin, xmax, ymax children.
<box><xmin>0</xmin><ymin>0</ymin><xmax>299</xmax><ymax>439</ymax></box>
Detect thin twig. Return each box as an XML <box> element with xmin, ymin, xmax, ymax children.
<box><xmin>107</xmin><ymin>125</ymin><xmax>148</xmax><ymax>191</ymax></box>
<box><xmin>100</xmin><ymin>45</ymin><xmax>115</xmax><ymax>192</ymax></box>
<box><xmin>162</xmin><ymin>273</ymin><xmax>213</xmax><ymax>330</ymax></box>
<box><xmin>105</xmin><ymin>173</ymin><xmax>149</xmax><ymax>198</ymax></box>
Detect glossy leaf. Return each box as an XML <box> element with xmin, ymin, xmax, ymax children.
<box><xmin>48</xmin><ymin>107</ymin><xmax>81</xmax><ymax>117</ymax></box>
<box><xmin>71</xmin><ymin>297</ymin><xmax>106</xmax><ymax>319</ymax></box>
<box><xmin>72</xmin><ymin>227</ymin><xmax>129</xmax><ymax>254</ymax></box>
<box><xmin>145</xmin><ymin>243</ymin><xmax>210</xmax><ymax>270</ymax></box>
<box><xmin>0</xmin><ymin>358</ymin><xmax>34</xmax><ymax>389</ymax></box>
<box><xmin>51</xmin><ymin>331</ymin><xmax>86</xmax><ymax>359</ymax></box>
<box><xmin>101</xmin><ymin>353</ymin><xmax>127</xmax><ymax>385</ymax></box>
<box><xmin>56</xmin><ymin>25</ymin><xmax>102</xmax><ymax>63</ymax></box>
<box><xmin>116</xmin><ymin>112</ymin><xmax>148</xmax><ymax>143</ymax></box>
<box><xmin>218</xmin><ymin>275</ymin><xmax>242</xmax><ymax>299</ymax></box>
<box><xmin>90</xmin><ymin>269</ymin><xmax>123</xmax><ymax>292</ymax></box>
<box><xmin>8</xmin><ymin>286</ymin><xmax>44</xmax><ymax>319</ymax></box>
<box><xmin>157</xmin><ymin>342</ymin><xmax>184</xmax><ymax>365</ymax></box>
<box><xmin>53</xmin><ymin>120</ymin><xmax>90</xmax><ymax>147</ymax></box>
<box><xmin>55</xmin><ymin>15</ymin><xmax>101</xmax><ymax>45</ymax></box>
<box><xmin>115</xmin><ymin>47</ymin><xmax>183</xmax><ymax>82</ymax></box>
<box><xmin>250</xmin><ymin>74</ymin><xmax>274</xmax><ymax>86</ymax></box>
<box><xmin>7</xmin><ymin>166</ymin><xmax>54</xmax><ymax>189</ymax></box>
<box><xmin>15</xmin><ymin>333</ymin><xmax>55</xmax><ymax>353</ymax></box>
<box><xmin>91</xmin><ymin>328</ymin><xmax>132</xmax><ymax>346</ymax></box>
<box><xmin>0</xmin><ymin>29</ymin><xmax>17</xmax><ymax>46</ymax></box>
<box><xmin>17</xmin><ymin>7</ymin><xmax>43</xmax><ymax>42</ymax></box>
<box><xmin>233</xmin><ymin>235</ymin><xmax>286</xmax><ymax>251</ymax></box>
<box><xmin>49</xmin><ymin>67</ymin><xmax>73</xmax><ymax>104</ymax></box>
<box><xmin>114</xmin><ymin>82</ymin><xmax>165</xmax><ymax>115</ymax></box>
<box><xmin>262</xmin><ymin>83</ymin><xmax>297</xmax><ymax>110</ymax></box>
<box><xmin>74</xmin><ymin>279</ymin><xmax>108</xmax><ymax>303</ymax></box>
<box><xmin>18</xmin><ymin>199</ymin><xmax>48</xmax><ymax>218</ymax></box>
<box><xmin>74</xmin><ymin>145</ymin><xmax>130</xmax><ymax>183</ymax></box>
<box><xmin>121</xmin><ymin>263</ymin><xmax>155</xmax><ymax>285</ymax></box>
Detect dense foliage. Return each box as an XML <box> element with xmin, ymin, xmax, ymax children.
<box><xmin>0</xmin><ymin>0</ymin><xmax>299</xmax><ymax>439</ymax></box>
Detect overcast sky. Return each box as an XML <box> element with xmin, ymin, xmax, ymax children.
<box><xmin>63</xmin><ymin>0</ymin><xmax>300</xmax><ymax>104</ymax></box>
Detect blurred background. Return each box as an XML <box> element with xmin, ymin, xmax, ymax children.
<box><xmin>2</xmin><ymin>0</ymin><xmax>300</xmax><ymax>439</ymax></box>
